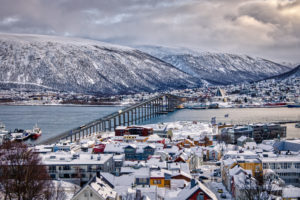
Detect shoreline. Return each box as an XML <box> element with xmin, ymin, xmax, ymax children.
<box><xmin>1</xmin><ymin>102</ymin><xmax>299</xmax><ymax>109</ymax></box>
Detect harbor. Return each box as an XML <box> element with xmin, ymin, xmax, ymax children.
<box><xmin>1</xmin><ymin>99</ymin><xmax>300</xmax><ymax>146</ymax></box>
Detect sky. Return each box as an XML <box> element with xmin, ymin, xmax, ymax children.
<box><xmin>0</xmin><ymin>0</ymin><xmax>299</xmax><ymax>63</ymax></box>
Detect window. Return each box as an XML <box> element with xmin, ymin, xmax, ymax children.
<box><xmin>197</xmin><ymin>193</ymin><xmax>204</xmax><ymax>200</ymax></box>
<box><xmin>269</xmin><ymin>163</ymin><xmax>275</xmax><ymax>169</ymax></box>
<box><xmin>153</xmin><ymin>180</ymin><xmax>161</xmax><ymax>184</ymax></box>
<box><xmin>139</xmin><ymin>178</ymin><xmax>147</xmax><ymax>184</ymax></box>
<box><xmin>63</xmin><ymin>174</ymin><xmax>70</xmax><ymax>178</ymax></box>
<box><xmin>50</xmin><ymin>174</ymin><xmax>56</xmax><ymax>179</ymax></box>
<box><xmin>63</xmin><ymin>165</ymin><xmax>70</xmax><ymax>170</ymax></box>
<box><xmin>263</xmin><ymin>163</ymin><xmax>268</xmax><ymax>169</ymax></box>
<box><xmin>49</xmin><ymin>166</ymin><xmax>56</xmax><ymax>172</ymax></box>
<box><xmin>295</xmin><ymin>163</ymin><xmax>300</xmax><ymax>168</ymax></box>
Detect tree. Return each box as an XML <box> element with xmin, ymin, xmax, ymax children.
<box><xmin>203</xmin><ymin>136</ymin><xmax>210</xmax><ymax>147</ymax></box>
<box><xmin>0</xmin><ymin>141</ymin><xmax>53</xmax><ymax>200</ymax></box>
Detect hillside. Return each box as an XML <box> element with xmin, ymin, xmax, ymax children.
<box><xmin>0</xmin><ymin>34</ymin><xmax>200</xmax><ymax>95</ymax></box>
<box><xmin>137</xmin><ymin>46</ymin><xmax>292</xmax><ymax>85</ymax></box>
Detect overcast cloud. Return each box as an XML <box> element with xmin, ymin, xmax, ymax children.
<box><xmin>0</xmin><ymin>0</ymin><xmax>299</xmax><ymax>62</ymax></box>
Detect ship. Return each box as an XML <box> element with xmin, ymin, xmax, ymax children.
<box><xmin>287</xmin><ymin>104</ymin><xmax>300</xmax><ymax>108</ymax></box>
<box><xmin>31</xmin><ymin>124</ymin><xmax>42</xmax><ymax>139</ymax></box>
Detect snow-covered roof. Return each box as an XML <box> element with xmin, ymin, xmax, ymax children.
<box><xmin>41</xmin><ymin>152</ymin><xmax>112</xmax><ymax>165</ymax></box>
<box><xmin>282</xmin><ymin>186</ymin><xmax>300</xmax><ymax>198</ymax></box>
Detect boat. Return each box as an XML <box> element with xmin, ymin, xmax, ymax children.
<box><xmin>0</xmin><ymin>122</ymin><xmax>9</xmax><ymax>144</ymax></box>
<box><xmin>31</xmin><ymin>124</ymin><xmax>42</xmax><ymax>139</ymax></box>
<box><xmin>9</xmin><ymin>129</ymin><xmax>29</xmax><ymax>141</ymax></box>
<box><xmin>296</xmin><ymin>123</ymin><xmax>300</xmax><ymax>128</ymax></box>
<box><xmin>208</xmin><ymin>103</ymin><xmax>219</xmax><ymax>109</ymax></box>
<box><xmin>14</xmin><ymin>131</ymin><xmax>31</xmax><ymax>141</ymax></box>
<box><xmin>264</xmin><ymin>102</ymin><xmax>287</xmax><ymax>107</ymax></box>
<box><xmin>287</xmin><ymin>104</ymin><xmax>300</xmax><ymax>108</ymax></box>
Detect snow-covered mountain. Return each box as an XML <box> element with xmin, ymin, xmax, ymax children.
<box><xmin>0</xmin><ymin>33</ymin><xmax>200</xmax><ymax>94</ymax></box>
<box><xmin>137</xmin><ymin>45</ymin><xmax>293</xmax><ymax>85</ymax></box>
<box><xmin>265</xmin><ymin>65</ymin><xmax>300</xmax><ymax>80</ymax></box>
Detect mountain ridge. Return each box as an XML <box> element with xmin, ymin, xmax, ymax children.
<box><xmin>0</xmin><ymin>33</ymin><xmax>201</xmax><ymax>95</ymax></box>
<box><xmin>136</xmin><ymin>45</ymin><xmax>293</xmax><ymax>85</ymax></box>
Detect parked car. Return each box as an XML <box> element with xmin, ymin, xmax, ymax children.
<box><xmin>217</xmin><ymin>188</ymin><xmax>223</xmax><ymax>193</ymax></box>
<box><xmin>221</xmin><ymin>193</ymin><xmax>226</xmax><ymax>198</ymax></box>
<box><xmin>199</xmin><ymin>176</ymin><xmax>209</xmax><ymax>180</ymax></box>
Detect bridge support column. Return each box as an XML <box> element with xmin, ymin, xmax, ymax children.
<box><xmin>102</xmin><ymin>121</ymin><xmax>106</xmax><ymax>132</ymax></box>
<box><xmin>126</xmin><ymin>112</ymin><xmax>129</xmax><ymax>126</ymax></box>
<box><xmin>108</xmin><ymin>120</ymin><xmax>111</xmax><ymax>131</ymax></box>
<box><xmin>121</xmin><ymin>113</ymin><xmax>124</xmax><ymax>126</ymax></box>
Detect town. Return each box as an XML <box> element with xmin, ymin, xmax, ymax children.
<box><xmin>1</xmin><ymin>77</ymin><xmax>300</xmax><ymax>108</ymax></box>
<box><xmin>1</xmin><ymin>117</ymin><xmax>299</xmax><ymax>199</ymax></box>
<box><xmin>1</xmin><ymin>77</ymin><xmax>300</xmax><ymax>199</ymax></box>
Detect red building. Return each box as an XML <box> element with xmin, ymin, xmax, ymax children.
<box><xmin>92</xmin><ymin>144</ymin><xmax>106</xmax><ymax>153</ymax></box>
<box><xmin>176</xmin><ymin>180</ymin><xmax>218</xmax><ymax>200</ymax></box>
<box><xmin>115</xmin><ymin>126</ymin><xmax>153</xmax><ymax>136</ymax></box>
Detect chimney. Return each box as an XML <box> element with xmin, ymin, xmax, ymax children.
<box><xmin>135</xmin><ymin>189</ymin><xmax>142</xmax><ymax>200</ymax></box>
<box><xmin>191</xmin><ymin>179</ymin><xmax>197</xmax><ymax>188</ymax></box>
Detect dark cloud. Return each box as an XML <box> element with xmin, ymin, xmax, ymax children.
<box><xmin>0</xmin><ymin>0</ymin><xmax>299</xmax><ymax>62</ymax></box>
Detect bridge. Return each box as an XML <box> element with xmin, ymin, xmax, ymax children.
<box><xmin>40</xmin><ymin>94</ymin><xmax>184</xmax><ymax>144</ymax></box>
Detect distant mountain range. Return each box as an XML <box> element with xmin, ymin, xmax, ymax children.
<box><xmin>0</xmin><ymin>33</ymin><xmax>199</xmax><ymax>95</ymax></box>
<box><xmin>137</xmin><ymin>45</ymin><xmax>294</xmax><ymax>85</ymax></box>
<box><xmin>0</xmin><ymin>33</ymin><xmax>297</xmax><ymax>95</ymax></box>
<box><xmin>264</xmin><ymin>65</ymin><xmax>300</xmax><ymax>80</ymax></box>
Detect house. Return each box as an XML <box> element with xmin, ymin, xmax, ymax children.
<box><xmin>166</xmin><ymin>179</ymin><xmax>218</xmax><ymax>200</ymax></box>
<box><xmin>71</xmin><ymin>176</ymin><xmax>118</xmax><ymax>200</ymax></box>
<box><xmin>237</xmin><ymin>136</ymin><xmax>253</xmax><ymax>147</ymax></box>
<box><xmin>172</xmin><ymin>170</ymin><xmax>192</xmax><ymax>182</ymax></box>
<box><xmin>150</xmin><ymin>170</ymin><xmax>172</xmax><ymax>188</ymax></box>
<box><xmin>123</xmin><ymin>144</ymin><xmax>156</xmax><ymax>161</ymax></box>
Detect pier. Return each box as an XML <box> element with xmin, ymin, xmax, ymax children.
<box><xmin>40</xmin><ymin>94</ymin><xmax>183</xmax><ymax>144</ymax></box>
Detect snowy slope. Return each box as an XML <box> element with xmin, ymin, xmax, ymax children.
<box><xmin>265</xmin><ymin>65</ymin><xmax>300</xmax><ymax>80</ymax></box>
<box><xmin>137</xmin><ymin>45</ymin><xmax>292</xmax><ymax>85</ymax></box>
<box><xmin>0</xmin><ymin>34</ymin><xmax>200</xmax><ymax>94</ymax></box>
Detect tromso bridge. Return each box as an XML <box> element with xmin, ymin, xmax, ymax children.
<box><xmin>41</xmin><ymin>94</ymin><xmax>184</xmax><ymax>144</ymax></box>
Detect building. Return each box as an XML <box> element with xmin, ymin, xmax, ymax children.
<box><xmin>166</xmin><ymin>179</ymin><xmax>218</xmax><ymax>200</ymax></box>
<box><xmin>224</xmin><ymin>124</ymin><xmax>286</xmax><ymax>143</ymax></box>
<box><xmin>71</xmin><ymin>175</ymin><xmax>118</xmax><ymax>200</ymax></box>
<box><xmin>252</xmin><ymin>124</ymin><xmax>286</xmax><ymax>143</ymax></box>
<box><xmin>123</xmin><ymin>144</ymin><xmax>156</xmax><ymax>161</ymax></box>
<box><xmin>150</xmin><ymin>170</ymin><xmax>172</xmax><ymax>188</ymax></box>
<box><xmin>115</xmin><ymin>126</ymin><xmax>153</xmax><ymax>137</ymax></box>
<box><xmin>41</xmin><ymin>152</ymin><xmax>114</xmax><ymax>185</ymax></box>
<box><xmin>262</xmin><ymin>155</ymin><xmax>300</xmax><ymax>186</ymax></box>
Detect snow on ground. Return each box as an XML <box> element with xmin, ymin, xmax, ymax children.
<box><xmin>207</xmin><ymin>181</ymin><xmax>232</xmax><ymax>200</ymax></box>
<box><xmin>146</xmin><ymin>121</ymin><xmax>216</xmax><ymax>140</ymax></box>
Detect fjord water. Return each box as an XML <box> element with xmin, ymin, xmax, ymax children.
<box><xmin>0</xmin><ymin>105</ymin><xmax>123</xmax><ymax>143</ymax></box>
<box><xmin>0</xmin><ymin>106</ymin><xmax>299</xmax><ymax>143</ymax></box>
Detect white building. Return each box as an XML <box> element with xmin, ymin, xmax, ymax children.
<box><xmin>262</xmin><ymin>156</ymin><xmax>300</xmax><ymax>186</ymax></box>
<box><xmin>41</xmin><ymin>152</ymin><xmax>114</xmax><ymax>184</ymax></box>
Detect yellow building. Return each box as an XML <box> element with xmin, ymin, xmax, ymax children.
<box><xmin>233</xmin><ymin>159</ymin><xmax>263</xmax><ymax>180</ymax></box>
<box><xmin>150</xmin><ymin>171</ymin><xmax>171</xmax><ymax>188</ymax></box>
